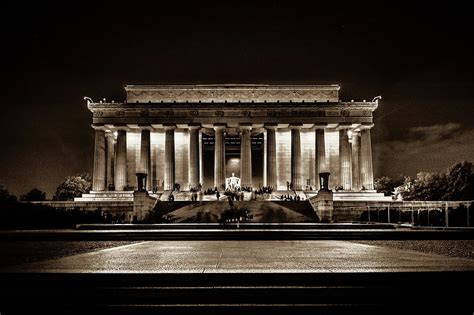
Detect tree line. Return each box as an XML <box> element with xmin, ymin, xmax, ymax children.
<box><xmin>1</xmin><ymin>161</ymin><xmax>474</xmax><ymax>204</ymax></box>
<box><xmin>375</xmin><ymin>161</ymin><xmax>474</xmax><ymax>201</ymax></box>
<box><xmin>0</xmin><ymin>173</ymin><xmax>91</xmax><ymax>203</ymax></box>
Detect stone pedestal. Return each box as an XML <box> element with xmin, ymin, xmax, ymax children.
<box><xmin>316</xmin><ymin>190</ymin><xmax>334</xmax><ymax>223</ymax></box>
<box><xmin>133</xmin><ymin>191</ymin><xmax>157</xmax><ymax>223</ymax></box>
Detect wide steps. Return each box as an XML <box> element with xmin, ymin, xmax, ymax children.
<box><xmin>0</xmin><ymin>272</ymin><xmax>471</xmax><ymax>314</ymax></box>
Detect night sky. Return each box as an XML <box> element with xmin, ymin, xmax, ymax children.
<box><xmin>1</xmin><ymin>1</ymin><xmax>473</xmax><ymax>198</ymax></box>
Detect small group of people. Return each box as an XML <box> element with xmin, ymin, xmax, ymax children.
<box><xmin>254</xmin><ymin>186</ymin><xmax>274</xmax><ymax>196</ymax></box>
<box><xmin>190</xmin><ymin>190</ymin><xmax>199</xmax><ymax>202</ymax></box>
<box><xmin>280</xmin><ymin>194</ymin><xmax>302</xmax><ymax>201</ymax></box>
<box><xmin>203</xmin><ymin>187</ymin><xmax>219</xmax><ymax>195</ymax></box>
<box><xmin>224</xmin><ymin>191</ymin><xmax>245</xmax><ymax>201</ymax></box>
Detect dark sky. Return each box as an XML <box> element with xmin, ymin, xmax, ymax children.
<box><xmin>1</xmin><ymin>1</ymin><xmax>473</xmax><ymax>198</ymax></box>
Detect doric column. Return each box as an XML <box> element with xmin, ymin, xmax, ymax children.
<box><xmin>164</xmin><ymin>125</ymin><xmax>176</xmax><ymax>191</ymax></box>
<box><xmin>240</xmin><ymin>125</ymin><xmax>253</xmax><ymax>188</ymax></box>
<box><xmin>360</xmin><ymin>125</ymin><xmax>374</xmax><ymax>190</ymax></box>
<box><xmin>265</xmin><ymin>124</ymin><xmax>277</xmax><ymax>188</ymax></box>
<box><xmin>92</xmin><ymin>129</ymin><xmax>106</xmax><ymax>191</ymax></box>
<box><xmin>351</xmin><ymin>131</ymin><xmax>361</xmax><ymax>190</ymax></box>
<box><xmin>199</xmin><ymin>129</ymin><xmax>203</xmax><ymax>186</ymax></box>
<box><xmin>214</xmin><ymin>125</ymin><xmax>226</xmax><ymax>190</ymax></box>
<box><xmin>139</xmin><ymin>128</ymin><xmax>151</xmax><ymax>190</ymax></box>
<box><xmin>114</xmin><ymin>129</ymin><xmax>127</xmax><ymax>191</ymax></box>
<box><xmin>105</xmin><ymin>132</ymin><xmax>115</xmax><ymax>189</ymax></box>
<box><xmin>339</xmin><ymin>127</ymin><xmax>352</xmax><ymax>190</ymax></box>
<box><xmin>188</xmin><ymin>125</ymin><xmax>200</xmax><ymax>189</ymax></box>
<box><xmin>290</xmin><ymin>124</ymin><xmax>302</xmax><ymax>190</ymax></box>
<box><xmin>315</xmin><ymin>126</ymin><xmax>327</xmax><ymax>190</ymax></box>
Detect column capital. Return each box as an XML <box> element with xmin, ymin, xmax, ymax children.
<box><xmin>213</xmin><ymin>123</ymin><xmax>227</xmax><ymax>130</ymax></box>
<box><xmin>335</xmin><ymin>123</ymin><xmax>352</xmax><ymax>130</ymax></box>
<box><xmin>112</xmin><ymin>124</ymin><xmax>130</xmax><ymax>131</ymax></box>
<box><xmin>264</xmin><ymin>123</ymin><xmax>278</xmax><ymax>130</ymax></box>
<box><xmin>313</xmin><ymin>123</ymin><xmax>328</xmax><ymax>130</ymax></box>
<box><xmin>138</xmin><ymin>124</ymin><xmax>154</xmax><ymax>131</ymax></box>
<box><xmin>239</xmin><ymin>123</ymin><xmax>252</xmax><ymax>130</ymax></box>
<box><xmin>163</xmin><ymin>123</ymin><xmax>176</xmax><ymax>130</ymax></box>
<box><xmin>188</xmin><ymin>123</ymin><xmax>201</xmax><ymax>130</ymax></box>
<box><xmin>289</xmin><ymin>123</ymin><xmax>303</xmax><ymax>130</ymax></box>
<box><xmin>359</xmin><ymin>123</ymin><xmax>374</xmax><ymax>130</ymax></box>
<box><xmin>91</xmin><ymin>124</ymin><xmax>107</xmax><ymax>131</ymax></box>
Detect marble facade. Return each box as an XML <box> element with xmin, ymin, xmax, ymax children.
<box><xmin>85</xmin><ymin>84</ymin><xmax>379</xmax><ymax>197</ymax></box>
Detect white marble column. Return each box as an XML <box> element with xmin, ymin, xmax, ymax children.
<box><xmin>315</xmin><ymin>127</ymin><xmax>326</xmax><ymax>190</ymax></box>
<box><xmin>360</xmin><ymin>127</ymin><xmax>374</xmax><ymax>190</ymax></box>
<box><xmin>139</xmin><ymin>129</ymin><xmax>151</xmax><ymax>190</ymax></box>
<box><xmin>188</xmin><ymin>125</ymin><xmax>200</xmax><ymax>189</ymax></box>
<box><xmin>265</xmin><ymin>124</ymin><xmax>277</xmax><ymax>189</ymax></box>
<box><xmin>290</xmin><ymin>124</ymin><xmax>302</xmax><ymax>190</ymax></box>
<box><xmin>339</xmin><ymin>128</ymin><xmax>352</xmax><ymax>190</ymax></box>
<box><xmin>351</xmin><ymin>131</ymin><xmax>361</xmax><ymax>190</ymax></box>
<box><xmin>214</xmin><ymin>125</ymin><xmax>226</xmax><ymax>190</ymax></box>
<box><xmin>105</xmin><ymin>132</ymin><xmax>115</xmax><ymax>190</ymax></box>
<box><xmin>164</xmin><ymin>125</ymin><xmax>176</xmax><ymax>191</ymax></box>
<box><xmin>240</xmin><ymin>125</ymin><xmax>253</xmax><ymax>188</ymax></box>
<box><xmin>92</xmin><ymin>129</ymin><xmax>106</xmax><ymax>191</ymax></box>
<box><xmin>114</xmin><ymin>129</ymin><xmax>127</xmax><ymax>191</ymax></box>
<box><xmin>199</xmin><ymin>129</ymin><xmax>203</xmax><ymax>186</ymax></box>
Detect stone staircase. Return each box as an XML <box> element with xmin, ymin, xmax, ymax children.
<box><xmin>1</xmin><ymin>271</ymin><xmax>471</xmax><ymax>314</ymax></box>
<box><xmin>163</xmin><ymin>201</ymin><xmax>316</xmax><ymax>223</ymax></box>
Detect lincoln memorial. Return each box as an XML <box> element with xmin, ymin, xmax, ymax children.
<box><xmin>77</xmin><ymin>84</ymin><xmax>388</xmax><ymax>205</ymax></box>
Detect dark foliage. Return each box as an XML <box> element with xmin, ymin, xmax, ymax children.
<box><xmin>20</xmin><ymin>188</ymin><xmax>47</xmax><ymax>201</ymax></box>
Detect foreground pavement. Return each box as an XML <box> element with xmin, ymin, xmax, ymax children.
<box><xmin>1</xmin><ymin>241</ymin><xmax>473</xmax><ymax>314</ymax></box>
<box><xmin>3</xmin><ymin>240</ymin><xmax>474</xmax><ymax>273</ymax></box>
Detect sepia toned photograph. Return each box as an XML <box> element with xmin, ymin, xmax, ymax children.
<box><xmin>0</xmin><ymin>1</ymin><xmax>473</xmax><ymax>314</ymax></box>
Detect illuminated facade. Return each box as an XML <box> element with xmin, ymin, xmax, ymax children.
<box><xmin>85</xmin><ymin>84</ymin><xmax>379</xmax><ymax>196</ymax></box>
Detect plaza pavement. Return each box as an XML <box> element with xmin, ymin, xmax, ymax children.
<box><xmin>3</xmin><ymin>240</ymin><xmax>474</xmax><ymax>273</ymax></box>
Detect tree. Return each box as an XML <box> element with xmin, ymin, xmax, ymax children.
<box><xmin>443</xmin><ymin>161</ymin><xmax>474</xmax><ymax>200</ymax></box>
<box><xmin>375</xmin><ymin>176</ymin><xmax>404</xmax><ymax>196</ymax></box>
<box><xmin>414</xmin><ymin>172</ymin><xmax>447</xmax><ymax>201</ymax></box>
<box><xmin>53</xmin><ymin>173</ymin><xmax>91</xmax><ymax>201</ymax></box>
<box><xmin>0</xmin><ymin>185</ymin><xmax>17</xmax><ymax>204</ymax></box>
<box><xmin>20</xmin><ymin>188</ymin><xmax>47</xmax><ymax>201</ymax></box>
<box><xmin>394</xmin><ymin>161</ymin><xmax>474</xmax><ymax>201</ymax></box>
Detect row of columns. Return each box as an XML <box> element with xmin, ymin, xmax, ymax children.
<box><xmin>92</xmin><ymin>124</ymin><xmax>374</xmax><ymax>192</ymax></box>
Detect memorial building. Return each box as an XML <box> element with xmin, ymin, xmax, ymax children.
<box><xmin>77</xmin><ymin>84</ymin><xmax>388</xmax><ymax>205</ymax></box>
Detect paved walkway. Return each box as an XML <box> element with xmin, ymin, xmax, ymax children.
<box><xmin>3</xmin><ymin>240</ymin><xmax>474</xmax><ymax>273</ymax></box>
